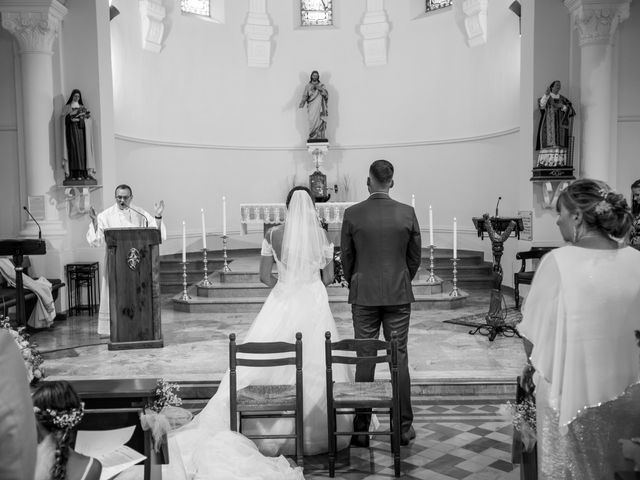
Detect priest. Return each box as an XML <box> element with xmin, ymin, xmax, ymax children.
<box><xmin>87</xmin><ymin>184</ymin><xmax>166</xmax><ymax>336</ymax></box>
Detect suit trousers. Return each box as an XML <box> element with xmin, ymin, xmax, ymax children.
<box><xmin>351</xmin><ymin>303</ymin><xmax>413</xmax><ymax>434</ymax></box>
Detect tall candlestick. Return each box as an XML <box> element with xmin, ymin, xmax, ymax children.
<box><xmin>182</xmin><ymin>221</ymin><xmax>186</xmax><ymax>263</ymax></box>
<box><xmin>429</xmin><ymin>205</ymin><xmax>434</xmax><ymax>246</ymax></box>
<box><xmin>453</xmin><ymin>217</ymin><xmax>457</xmax><ymax>260</ymax></box>
<box><xmin>201</xmin><ymin>208</ymin><xmax>207</xmax><ymax>249</ymax></box>
<box><xmin>411</xmin><ymin>194</ymin><xmax>415</xmax><ymax>208</ymax></box>
<box><xmin>222</xmin><ymin>196</ymin><xmax>227</xmax><ymax>236</ymax></box>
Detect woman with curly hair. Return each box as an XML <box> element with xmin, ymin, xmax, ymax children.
<box><xmin>518</xmin><ymin>178</ymin><xmax>640</xmax><ymax>479</ymax></box>
<box><xmin>32</xmin><ymin>381</ymin><xmax>102</xmax><ymax>480</ymax></box>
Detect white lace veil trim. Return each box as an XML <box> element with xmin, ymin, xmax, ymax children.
<box><xmin>281</xmin><ymin>190</ymin><xmax>332</xmax><ymax>283</ymax></box>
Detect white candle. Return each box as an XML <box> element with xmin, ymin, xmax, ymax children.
<box><xmin>411</xmin><ymin>194</ymin><xmax>415</xmax><ymax>208</ymax></box>
<box><xmin>182</xmin><ymin>221</ymin><xmax>186</xmax><ymax>263</ymax></box>
<box><xmin>453</xmin><ymin>217</ymin><xmax>457</xmax><ymax>260</ymax></box>
<box><xmin>201</xmin><ymin>208</ymin><xmax>207</xmax><ymax>250</ymax></box>
<box><xmin>429</xmin><ymin>205</ymin><xmax>434</xmax><ymax>246</ymax></box>
<box><xmin>222</xmin><ymin>196</ymin><xmax>227</xmax><ymax>236</ymax></box>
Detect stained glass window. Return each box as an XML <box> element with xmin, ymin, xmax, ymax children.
<box><xmin>181</xmin><ymin>0</ymin><xmax>209</xmax><ymax>17</ymax></box>
<box><xmin>301</xmin><ymin>0</ymin><xmax>333</xmax><ymax>27</ymax></box>
<box><xmin>426</xmin><ymin>0</ymin><xmax>453</xmax><ymax>12</ymax></box>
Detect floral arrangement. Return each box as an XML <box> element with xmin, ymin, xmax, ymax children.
<box><xmin>0</xmin><ymin>316</ymin><xmax>45</xmax><ymax>385</ymax></box>
<box><xmin>146</xmin><ymin>378</ymin><xmax>183</xmax><ymax>413</ymax></box>
<box><xmin>141</xmin><ymin>379</ymin><xmax>191</xmax><ymax>452</ymax></box>
<box><xmin>333</xmin><ymin>249</ymin><xmax>348</xmax><ymax>288</ymax></box>
<box><xmin>502</xmin><ymin>396</ymin><xmax>537</xmax><ymax>452</ymax></box>
<box><xmin>319</xmin><ymin>218</ymin><xmax>348</xmax><ymax>288</ymax></box>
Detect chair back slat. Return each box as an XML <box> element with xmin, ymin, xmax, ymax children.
<box><xmin>236</xmin><ymin>357</ymin><xmax>296</xmax><ymax>367</ymax></box>
<box><xmin>330</xmin><ymin>354</ymin><xmax>390</xmax><ymax>365</ymax></box>
<box><xmin>236</xmin><ymin>341</ymin><xmax>297</xmax><ymax>354</ymax></box>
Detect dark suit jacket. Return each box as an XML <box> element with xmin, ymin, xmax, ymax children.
<box><xmin>340</xmin><ymin>193</ymin><xmax>422</xmax><ymax>306</ymax></box>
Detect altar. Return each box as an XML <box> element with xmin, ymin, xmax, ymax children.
<box><xmin>240</xmin><ymin>202</ymin><xmax>354</xmax><ymax>234</ymax></box>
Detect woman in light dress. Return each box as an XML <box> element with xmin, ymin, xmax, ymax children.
<box><xmin>171</xmin><ymin>187</ymin><xmax>351</xmax><ymax>479</ymax></box>
<box><xmin>518</xmin><ymin>178</ymin><xmax>640</xmax><ymax>479</ymax></box>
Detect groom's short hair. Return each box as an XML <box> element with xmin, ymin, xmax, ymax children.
<box><xmin>369</xmin><ymin>160</ymin><xmax>394</xmax><ymax>185</ymax></box>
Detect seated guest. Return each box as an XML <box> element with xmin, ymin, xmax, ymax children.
<box><xmin>0</xmin><ymin>257</ymin><xmax>56</xmax><ymax>328</ymax></box>
<box><xmin>518</xmin><ymin>178</ymin><xmax>640</xmax><ymax>479</ymax></box>
<box><xmin>0</xmin><ymin>329</ymin><xmax>38</xmax><ymax>480</ymax></box>
<box><xmin>32</xmin><ymin>381</ymin><xmax>102</xmax><ymax>480</ymax></box>
<box><xmin>86</xmin><ymin>184</ymin><xmax>166</xmax><ymax>336</ymax></box>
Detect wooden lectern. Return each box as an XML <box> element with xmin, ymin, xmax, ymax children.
<box><xmin>104</xmin><ymin>228</ymin><xmax>163</xmax><ymax>350</ymax></box>
<box><xmin>470</xmin><ymin>215</ymin><xmax>524</xmax><ymax>341</ymax></box>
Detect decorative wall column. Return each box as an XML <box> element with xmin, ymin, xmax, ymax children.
<box><xmin>0</xmin><ymin>0</ymin><xmax>67</xmax><ymax>237</ymax></box>
<box><xmin>462</xmin><ymin>0</ymin><xmax>488</xmax><ymax>47</ymax></box>
<box><xmin>359</xmin><ymin>0</ymin><xmax>390</xmax><ymax>67</ymax></box>
<box><xmin>139</xmin><ymin>0</ymin><xmax>166</xmax><ymax>53</ymax></box>
<box><xmin>565</xmin><ymin>0</ymin><xmax>630</xmax><ymax>182</ymax></box>
<box><xmin>243</xmin><ymin>0</ymin><xmax>274</xmax><ymax>68</ymax></box>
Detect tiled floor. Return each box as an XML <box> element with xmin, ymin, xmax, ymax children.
<box><xmin>302</xmin><ymin>397</ymin><xmax>519</xmax><ymax>479</ymax></box>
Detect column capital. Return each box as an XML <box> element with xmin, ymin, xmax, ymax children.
<box><xmin>564</xmin><ymin>0</ymin><xmax>630</xmax><ymax>46</ymax></box>
<box><xmin>0</xmin><ymin>0</ymin><xmax>67</xmax><ymax>54</ymax></box>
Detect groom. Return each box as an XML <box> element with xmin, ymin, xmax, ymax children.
<box><xmin>340</xmin><ymin>159</ymin><xmax>422</xmax><ymax>447</ymax></box>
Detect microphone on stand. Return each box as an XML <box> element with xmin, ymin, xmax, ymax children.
<box><xmin>128</xmin><ymin>206</ymin><xmax>149</xmax><ymax>227</ymax></box>
<box><xmin>495</xmin><ymin>196</ymin><xmax>502</xmax><ymax>218</ymax></box>
<box><xmin>23</xmin><ymin>206</ymin><xmax>42</xmax><ymax>239</ymax></box>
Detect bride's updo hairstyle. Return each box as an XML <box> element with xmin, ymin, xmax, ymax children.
<box><xmin>557</xmin><ymin>178</ymin><xmax>633</xmax><ymax>241</ymax></box>
<box><xmin>286</xmin><ymin>186</ymin><xmax>313</xmax><ymax>208</ymax></box>
<box><xmin>32</xmin><ymin>381</ymin><xmax>85</xmax><ymax>480</ymax></box>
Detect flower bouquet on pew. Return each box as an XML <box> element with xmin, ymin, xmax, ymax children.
<box><xmin>1</xmin><ymin>315</ymin><xmax>45</xmax><ymax>385</ymax></box>
<box><xmin>140</xmin><ymin>379</ymin><xmax>193</xmax><ymax>452</ymax></box>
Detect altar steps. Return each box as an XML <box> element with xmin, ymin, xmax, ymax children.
<box><xmin>170</xmin><ymin>248</ymin><xmax>510</xmax><ymax>313</ymax></box>
<box><xmin>161</xmin><ymin>248</ymin><xmax>495</xmax><ymax>295</ymax></box>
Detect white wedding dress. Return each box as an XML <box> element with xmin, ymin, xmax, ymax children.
<box><xmin>170</xmin><ymin>191</ymin><xmax>352</xmax><ymax>479</ymax></box>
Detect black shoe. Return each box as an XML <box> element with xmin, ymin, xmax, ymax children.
<box><xmin>400</xmin><ymin>426</ymin><xmax>416</xmax><ymax>446</ymax></box>
<box><xmin>350</xmin><ymin>434</ymin><xmax>370</xmax><ymax>448</ymax></box>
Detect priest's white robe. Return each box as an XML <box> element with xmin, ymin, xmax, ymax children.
<box><xmin>86</xmin><ymin>204</ymin><xmax>166</xmax><ymax>335</ymax></box>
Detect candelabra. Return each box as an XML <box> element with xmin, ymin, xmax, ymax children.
<box><xmin>449</xmin><ymin>257</ymin><xmax>460</xmax><ymax>297</ymax></box>
<box><xmin>425</xmin><ymin>244</ymin><xmax>437</xmax><ymax>284</ymax></box>
<box><xmin>200</xmin><ymin>248</ymin><xmax>213</xmax><ymax>286</ymax></box>
<box><xmin>222</xmin><ymin>235</ymin><xmax>231</xmax><ymax>273</ymax></box>
<box><xmin>180</xmin><ymin>262</ymin><xmax>191</xmax><ymax>301</ymax></box>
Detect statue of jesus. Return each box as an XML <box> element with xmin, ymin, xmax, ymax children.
<box><xmin>298</xmin><ymin>70</ymin><xmax>328</xmax><ymax>141</ymax></box>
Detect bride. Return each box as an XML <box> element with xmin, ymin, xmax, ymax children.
<box><xmin>170</xmin><ymin>187</ymin><xmax>352</xmax><ymax>479</ymax></box>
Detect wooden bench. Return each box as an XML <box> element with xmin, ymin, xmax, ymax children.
<box><xmin>0</xmin><ymin>257</ymin><xmax>65</xmax><ymax>326</ymax></box>
<box><xmin>65</xmin><ymin>378</ymin><xmax>169</xmax><ymax>480</ymax></box>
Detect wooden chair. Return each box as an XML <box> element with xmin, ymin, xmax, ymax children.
<box><xmin>324</xmin><ymin>331</ymin><xmax>401</xmax><ymax>478</ymax></box>
<box><xmin>514</xmin><ymin>247</ymin><xmax>556</xmax><ymax>309</ymax></box>
<box><xmin>229</xmin><ymin>332</ymin><xmax>304</xmax><ymax>467</ymax></box>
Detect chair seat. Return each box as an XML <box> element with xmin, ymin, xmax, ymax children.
<box><xmin>515</xmin><ymin>272</ymin><xmax>534</xmax><ymax>282</ymax></box>
<box><xmin>237</xmin><ymin>384</ymin><xmax>297</xmax><ymax>409</ymax></box>
<box><xmin>333</xmin><ymin>380</ymin><xmax>393</xmax><ymax>407</ymax></box>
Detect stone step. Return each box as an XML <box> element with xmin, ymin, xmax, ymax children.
<box><xmin>173</xmin><ymin>289</ymin><xmax>468</xmax><ymax>314</ymax></box>
<box><xmin>172</xmin><ymin>379</ymin><xmax>516</xmax><ymax>415</ymax></box>
<box><xmin>196</xmin><ymin>279</ymin><xmax>445</xmax><ymax>299</ymax></box>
